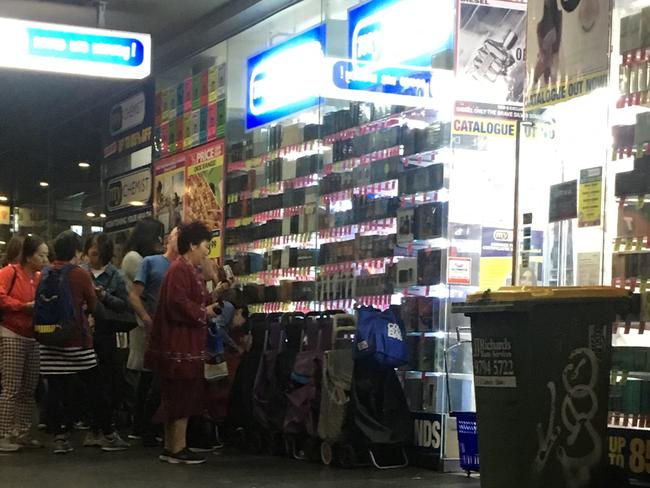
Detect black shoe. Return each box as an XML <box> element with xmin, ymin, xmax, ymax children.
<box><xmin>160</xmin><ymin>447</ymin><xmax>206</xmax><ymax>465</ymax></box>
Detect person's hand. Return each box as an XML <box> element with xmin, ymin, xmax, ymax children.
<box><xmin>88</xmin><ymin>315</ymin><xmax>95</xmax><ymax>331</ymax></box>
<box><xmin>142</xmin><ymin>314</ymin><xmax>153</xmax><ymax>329</ymax></box>
<box><xmin>206</xmin><ymin>303</ymin><xmax>221</xmax><ymax>318</ymax></box>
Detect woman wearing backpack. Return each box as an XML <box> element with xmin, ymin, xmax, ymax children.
<box><xmin>0</xmin><ymin>235</ymin><xmax>49</xmax><ymax>452</ymax></box>
<box><xmin>38</xmin><ymin>231</ymin><xmax>113</xmax><ymax>454</ymax></box>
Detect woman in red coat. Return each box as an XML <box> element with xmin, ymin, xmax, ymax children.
<box><xmin>145</xmin><ymin>221</ymin><xmax>219</xmax><ymax>465</ymax></box>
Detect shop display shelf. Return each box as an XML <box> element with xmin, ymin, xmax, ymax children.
<box><xmin>318</xmin><ymin>256</ymin><xmax>399</xmax><ymax>276</ymax></box>
<box><xmin>621</xmin><ymin>48</ymin><xmax>650</xmax><ymax>67</ymax></box>
<box><xmin>613</xmin><ymin>146</ymin><xmax>636</xmax><ymax>160</ymax></box>
<box><xmin>613</xmin><ymin>320</ymin><xmax>650</xmax><ymax>335</ymax></box>
<box><xmin>399</xmin><ymin>189</ymin><xmax>450</xmax><ymax>208</ymax></box>
<box><xmin>318</xmin><ymin>218</ymin><xmax>397</xmax><ymax>243</ymax></box>
<box><xmin>321</xmin><ymin>179</ymin><xmax>398</xmax><ymax>205</ymax></box>
<box><xmin>250</xmin><ymin>173</ymin><xmax>320</xmax><ymax>198</ymax></box>
<box><xmin>227</xmin><ymin>140</ymin><xmax>322</xmax><ymax>172</ymax></box>
<box><xmin>317</xmin><ymin>293</ymin><xmax>394</xmax><ymax>312</ymax></box>
<box><xmin>225</xmin><ymin>232</ymin><xmax>317</xmax><ymax>255</ymax></box>
<box><xmin>613</xmin><ymin>236</ymin><xmax>650</xmax><ymax>253</ymax></box>
<box><xmin>617</xmin><ymin>91</ymin><xmax>650</xmax><ymax>110</ymax></box>
<box><xmin>321</xmin><ymin>145</ymin><xmax>403</xmax><ymax>176</ymax></box>
<box><xmin>322</xmin><ymin>107</ymin><xmax>439</xmax><ymax>145</ymax></box>
<box><xmin>609</xmin><ymin>411</ymin><xmax>650</xmax><ymax>430</ymax></box>
<box><xmin>248</xmin><ymin>301</ymin><xmax>316</xmax><ymax>314</ymax></box>
<box><xmin>236</xmin><ymin>266</ymin><xmax>316</xmax><ymax>286</ymax></box>
<box><xmin>226</xmin><ymin>205</ymin><xmax>305</xmax><ymax>229</ymax></box>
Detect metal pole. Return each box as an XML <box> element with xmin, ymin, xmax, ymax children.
<box><xmin>511</xmin><ymin>119</ymin><xmax>522</xmax><ymax>285</ymax></box>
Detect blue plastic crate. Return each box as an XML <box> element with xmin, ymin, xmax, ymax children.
<box><xmin>454</xmin><ymin>411</ymin><xmax>479</xmax><ymax>475</ymax></box>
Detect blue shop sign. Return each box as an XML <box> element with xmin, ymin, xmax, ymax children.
<box><xmin>246</xmin><ymin>24</ymin><xmax>326</xmax><ymax>130</ymax></box>
<box><xmin>0</xmin><ymin>17</ymin><xmax>151</xmax><ymax>79</ymax></box>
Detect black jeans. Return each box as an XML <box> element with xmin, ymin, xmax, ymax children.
<box><xmin>46</xmin><ymin>367</ymin><xmax>111</xmax><ymax>436</ymax></box>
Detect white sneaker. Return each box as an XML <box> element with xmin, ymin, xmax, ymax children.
<box><xmin>0</xmin><ymin>437</ymin><xmax>20</xmax><ymax>452</ymax></box>
<box><xmin>14</xmin><ymin>434</ymin><xmax>43</xmax><ymax>449</ymax></box>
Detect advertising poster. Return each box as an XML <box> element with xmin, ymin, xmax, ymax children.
<box><xmin>525</xmin><ymin>0</ymin><xmax>610</xmax><ymax>109</ymax></box>
<box><xmin>609</xmin><ymin>428</ymin><xmax>650</xmax><ymax>484</ymax></box>
<box><xmin>457</xmin><ymin>0</ymin><xmax>527</xmax><ymax>106</ymax></box>
<box><xmin>184</xmin><ymin>140</ymin><xmax>225</xmax><ymax>262</ymax></box>
<box><xmin>154</xmin><ymin>153</ymin><xmax>186</xmax><ymax>233</ymax></box>
<box><xmin>578</xmin><ymin>166</ymin><xmax>603</xmax><ymax>227</ymax></box>
<box><xmin>549</xmin><ymin>180</ymin><xmax>578</xmax><ymax>222</ymax></box>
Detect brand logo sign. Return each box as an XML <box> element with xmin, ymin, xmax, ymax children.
<box><xmin>413</xmin><ymin>414</ymin><xmax>442</xmax><ymax>451</ymax></box>
<box><xmin>246</xmin><ymin>24</ymin><xmax>326</xmax><ymax>129</ymax></box>
<box><xmin>106</xmin><ymin>168</ymin><xmax>152</xmax><ymax>213</ymax></box>
<box><xmin>0</xmin><ymin>17</ymin><xmax>150</xmax><ymax>79</ymax></box>
<box><xmin>348</xmin><ymin>0</ymin><xmax>455</xmax><ymax>70</ymax></box>
<box><xmin>387</xmin><ymin>323</ymin><xmax>403</xmax><ymax>341</ymax></box>
<box><xmin>110</xmin><ymin>91</ymin><xmax>146</xmax><ymax>136</ymax></box>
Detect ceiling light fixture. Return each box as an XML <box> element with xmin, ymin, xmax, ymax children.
<box><xmin>129</xmin><ymin>200</ymin><xmax>145</xmax><ymax>207</ymax></box>
<box><xmin>39</xmin><ymin>181</ymin><xmax>49</xmax><ymax>187</ymax></box>
<box><xmin>0</xmin><ymin>196</ymin><xmax>8</xmax><ymax>202</ymax></box>
<box><xmin>86</xmin><ymin>212</ymin><xmax>96</xmax><ymax>218</ymax></box>
<box><xmin>0</xmin><ymin>241</ymin><xmax>6</xmax><ymax>245</ymax></box>
<box><xmin>99</xmin><ymin>213</ymin><xmax>107</xmax><ymax>218</ymax></box>
<box><xmin>78</xmin><ymin>161</ymin><xmax>90</xmax><ymax>168</ymax></box>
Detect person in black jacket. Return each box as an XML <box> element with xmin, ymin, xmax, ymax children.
<box><xmin>81</xmin><ymin>233</ymin><xmax>131</xmax><ymax>451</ymax></box>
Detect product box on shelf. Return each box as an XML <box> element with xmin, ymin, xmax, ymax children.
<box><xmin>621</xmin><ymin>13</ymin><xmax>642</xmax><ymax>54</ymax></box>
<box><xmin>303</xmin><ymin>124</ymin><xmax>321</xmax><ymax>142</ymax></box>
<box><xmin>613</xmin><ymin>125</ymin><xmax>636</xmax><ymax>150</ymax></box>
<box><xmin>417</xmin><ymin>249</ymin><xmax>443</xmax><ymax>286</ymax></box>
<box><xmin>418</xmin><ymin>336</ymin><xmax>443</xmax><ymax>372</ymax></box>
<box><xmin>283</xmin><ymin>123</ymin><xmax>305</xmax><ymax>146</ymax></box>
<box><xmin>399</xmin><ymin>164</ymin><xmax>445</xmax><ymax>195</ymax></box>
<box><xmin>419</xmin><ymin>297</ymin><xmax>442</xmax><ymax>331</ymax></box>
<box><xmin>388</xmin><ymin>258</ymin><xmax>419</xmax><ymax>288</ymax></box>
<box><xmin>397</xmin><ymin>208</ymin><xmax>415</xmax><ymax>245</ymax></box>
<box><xmin>636</xmin><ymin>112</ymin><xmax>650</xmax><ymax>146</ymax></box>
<box><xmin>422</xmin><ymin>375</ymin><xmax>443</xmax><ymax>413</ymax></box>
<box><xmin>414</xmin><ymin>202</ymin><xmax>448</xmax><ymax>240</ymax></box>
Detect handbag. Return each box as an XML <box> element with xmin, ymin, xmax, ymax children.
<box><xmin>355</xmin><ymin>306</ymin><xmax>408</xmax><ymax>368</ymax></box>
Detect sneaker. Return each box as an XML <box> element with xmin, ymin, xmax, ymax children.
<box><xmin>160</xmin><ymin>447</ymin><xmax>206</xmax><ymax>465</ymax></box>
<box><xmin>127</xmin><ymin>433</ymin><xmax>142</xmax><ymax>441</ymax></box>
<box><xmin>14</xmin><ymin>434</ymin><xmax>43</xmax><ymax>449</ymax></box>
<box><xmin>53</xmin><ymin>436</ymin><xmax>73</xmax><ymax>455</ymax></box>
<box><xmin>99</xmin><ymin>432</ymin><xmax>130</xmax><ymax>452</ymax></box>
<box><xmin>0</xmin><ymin>437</ymin><xmax>20</xmax><ymax>452</ymax></box>
<box><xmin>83</xmin><ymin>432</ymin><xmax>104</xmax><ymax>448</ymax></box>
<box><xmin>159</xmin><ymin>449</ymin><xmax>172</xmax><ymax>462</ymax></box>
<box><xmin>73</xmin><ymin>421</ymin><xmax>90</xmax><ymax>431</ymax></box>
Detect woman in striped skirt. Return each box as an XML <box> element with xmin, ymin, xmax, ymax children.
<box><xmin>39</xmin><ymin>231</ymin><xmax>115</xmax><ymax>454</ymax></box>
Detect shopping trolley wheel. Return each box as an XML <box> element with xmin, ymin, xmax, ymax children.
<box><xmin>320</xmin><ymin>441</ymin><xmax>334</xmax><ymax>466</ymax></box>
<box><xmin>336</xmin><ymin>444</ymin><xmax>357</xmax><ymax>469</ymax></box>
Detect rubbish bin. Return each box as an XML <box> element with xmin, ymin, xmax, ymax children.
<box><xmin>452</xmin><ymin>287</ymin><xmax>629</xmax><ymax>488</ymax></box>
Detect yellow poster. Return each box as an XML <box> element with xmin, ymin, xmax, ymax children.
<box><xmin>578</xmin><ymin>166</ymin><xmax>602</xmax><ymax>228</ymax></box>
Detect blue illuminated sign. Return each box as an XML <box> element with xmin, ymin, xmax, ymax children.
<box><xmin>28</xmin><ymin>28</ymin><xmax>145</xmax><ymax>67</ymax></box>
<box><xmin>246</xmin><ymin>25</ymin><xmax>326</xmax><ymax>130</ymax></box>
<box><xmin>341</xmin><ymin>0</ymin><xmax>455</xmax><ymax>98</ymax></box>
<box><xmin>0</xmin><ymin>17</ymin><xmax>151</xmax><ymax>79</ymax></box>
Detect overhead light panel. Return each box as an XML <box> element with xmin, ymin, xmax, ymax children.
<box><xmin>129</xmin><ymin>200</ymin><xmax>145</xmax><ymax>207</ymax></box>
<box><xmin>78</xmin><ymin>161</ymin><xmax>91</xmax><ymax>168</ymax></box>
<box><xmin>99</xmin><ymin>213</ymin><xmax>107</xmax><ymax>218</ymax></box>
<box><xmin>39</xmin><ymin>181</ymin><xmax>49</xmax><ymax>187</ymax></box>
<box><xmin>86</xmin><ymin>212</ymin><xmax>96</xmax><ymax>218</ymax></box>
<box><xmin>0</xmin><ymin>196</ymin><xmax>8</xmax><ymax>202</ymax></box>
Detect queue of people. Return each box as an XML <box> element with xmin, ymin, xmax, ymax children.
<box><xmin>0</xmin><ymin>218</ymin><xmax>244</xmax><ymax>465</ymax></box>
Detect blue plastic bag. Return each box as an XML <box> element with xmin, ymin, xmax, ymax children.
<box><xmin>355</xmin><ymin>306</ymin><xmax>408</xmax><ymax>367</ymax></box>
